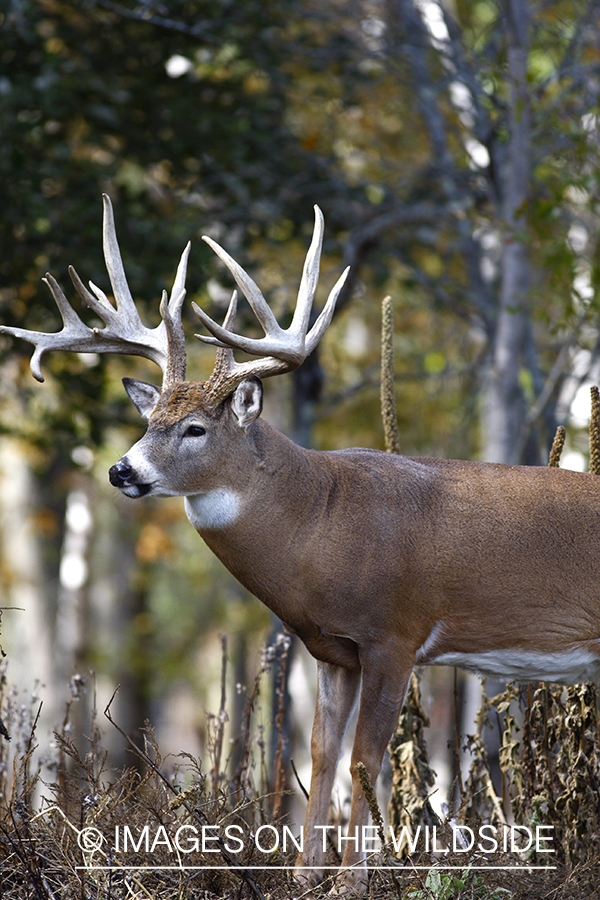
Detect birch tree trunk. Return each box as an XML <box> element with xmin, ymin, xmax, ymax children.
<box><xmin>0</xmin><ymin>441</ymin><xmax>57</xmax><ymax>729</ymax></box>
<box><xmin>485</xmin><ymin>1</ymin><xmax>532</xmax><ymax>465</ymax></box>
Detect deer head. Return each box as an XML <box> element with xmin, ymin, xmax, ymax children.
<box><xmin>1</xmin><ymin>196</ymin><xmax>349</xmax><ymax>499</ymax></box>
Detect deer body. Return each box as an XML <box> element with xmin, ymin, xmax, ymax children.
<box><xmin>119</xmin><ymin>399</ymin><xmax>600</xmax><ymax>680</ymax></box>
<box><xmin>113</xmin><ymin>386</ymin><xmax>600</xmax><ymax>883</ymax></box>
<box><xmin>4</xmin><ymin>196</ymin><xmax>600</xmax><ymax>890</ymax></box>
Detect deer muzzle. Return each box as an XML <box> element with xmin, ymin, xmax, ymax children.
<box><xmin>109</xmin><ymin>460</ymin><xmax>152</xmax><ymax>497</ymax></box>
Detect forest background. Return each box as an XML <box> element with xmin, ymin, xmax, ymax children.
<box><xmin>1</xmin><ymin>0</ymin><xmax>600</xmax><ymax>834</ymax></box>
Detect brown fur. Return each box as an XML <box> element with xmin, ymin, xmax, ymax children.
<box><xmin>112</xmin><ymin>381</ymin><xmax>600</xmax><ymax>891</ymax></box>
<box><xmin>150</xmin><ymin>382</ymin><xmax>217</xmax><ymax>425</ymax></box>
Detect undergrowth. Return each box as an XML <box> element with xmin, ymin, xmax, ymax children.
<box><xmin>1</xmin><ymin>644</ymin><xmax>598</xmax><ymax>900</ymax></box>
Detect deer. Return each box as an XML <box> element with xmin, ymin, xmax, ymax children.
<box><xmin>3</xmin><ymin>194</ymin><xmax>600</xmax><ymax>891</ymax></box>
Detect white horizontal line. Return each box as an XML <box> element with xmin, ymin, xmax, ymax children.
<box><xmin>76</xmin><ymin>865</ymin><xmax>558</xmax><ymax>872</ymax></box>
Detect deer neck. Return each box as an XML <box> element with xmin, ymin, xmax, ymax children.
<box><xmin>185</xmin><ymin>419</ymin><xmax>324</xmax><ymax>616</ymax></box>
<box><xmin>185</xmin><ymin>418</ymin><xmax>317</xmax><ymax>534</ymax></box>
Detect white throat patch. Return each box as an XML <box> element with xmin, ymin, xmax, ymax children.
<box><xmin>185</xmin><ymin>489</ymin><xmax>241</xmax><ymax>531</ymax></box>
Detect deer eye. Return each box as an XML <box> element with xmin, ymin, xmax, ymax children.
<box><xmin>184</xmin><ymin>424</ymin><xmax>206</xmax><ymax>437</ymax></box>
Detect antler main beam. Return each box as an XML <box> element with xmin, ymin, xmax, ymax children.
<box><xmin>0</xmin><ymin>195</ymin><xmax>189</xmax><ymax>388</ymax></box>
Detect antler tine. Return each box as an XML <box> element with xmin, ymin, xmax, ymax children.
<box><xmin>205</xmin><ymin>291</ymin><xmax>239</xmax><ymax>398</ymax></box>
<box><xmin>0</xmin><ymin>275</ymin><xmax>86</xmax><ymax>382</ymax></box>
<box><xmin>305</xmin><ymin>265</ymin><xmax>350</xmax><ymax>354</ymax></box>
<box><xmin>193</xmin><ymin>207</ymin><xmax>350</xmax><ymax>406</ymax></box>
<box><xmin>200</xmin><ymin>238</ymin><xmax>280</xmax><ymax>338</ymax></box>
<box><xmin>295</xmin><ymin>206</ymin><xmax>351</xmax><ymax>354</ymax></box>
<box><xmin>202</xmin><ymin>290</ymin><xmax>299</xmax><ymax>404</ymax></box>
<box><xmin>102</xmin><ymin>193</ymin><xmax>136</xmax><ymax>317</ymax></box>
<box><xmin>193</xmin><ymin>206</ymin><xmax>348</xmax><ymax>367</ymax></box>
<box><xmin>0</xmin><ymin>196</ymin><xmax>189</xmax><ymax>387</ymax></box>
<box><xmin>160</xmin><ymin>240</ymin><xmax>190</xmax><ymax>387</ymax></box>
<box><xmin>291</xmin><ymin>205</ymin><xmax>325</xmax><ymax>339</ymax></box>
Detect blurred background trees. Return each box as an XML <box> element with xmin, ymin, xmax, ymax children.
<box><xmin>1</xmin><ymin>0</ymin><xmax>600</xmax><ymax>805</ymax></box>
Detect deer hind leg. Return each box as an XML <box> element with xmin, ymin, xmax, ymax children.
<box><xmin>294</xmin><ymin>661</ymin><xmax>361</xmax><ymax>888</ymax></box>
<box><xmin>334</xmin><ymin>642</ymin><xmax>413</xmax><ymax>893</ymax></box>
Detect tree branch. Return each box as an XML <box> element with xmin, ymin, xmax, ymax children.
<box><xmin>94</xmin><ymin>0</ymin><xmax>220</xmax><ymax>41</ymax></box>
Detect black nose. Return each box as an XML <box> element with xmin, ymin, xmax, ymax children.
<box><xmin>109</xmin><ymin>461</ymin><xmax>132</xmax><ymax>487</ymax></box>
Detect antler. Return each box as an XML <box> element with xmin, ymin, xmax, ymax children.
<box><xmin>0</xmin><ymin>194</ymin><xmax>188</xmax><ymax>388</ymax></box>
<box><xmin>194</xmin><ymin>205</ymin><xmax>350</xmax><ymax>405</ymax></box>
<box><xmin>1</xmin><ymin>199</ymin><xmax>348</xmax><ymax>405</ymax></box>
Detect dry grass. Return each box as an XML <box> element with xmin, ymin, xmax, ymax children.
<box><xmin>0</xmin><ymin>649</ymin><xmax>300</xmax><ymax>900</ymax></box>
<box><xmin>1</xmin><ymin>647</ymin><xmax>599</xmax><ymax>900</ymax></box>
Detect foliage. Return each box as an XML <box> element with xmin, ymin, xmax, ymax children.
<box><xmin>388</xmin><ymin>672</ymin><xmax>440</xmax><ymax>845</ymax></box>
<box><xmin>492</xmin><ymin>681</ymin><xmax>600</xmax><ymax>867</ymax></box>
<box><xmin>407</xmin><ymin>867</ymin><xmax>513</xmax><ymax>900</ymax></box>
<box><xmin>0</xmin><ymin>0</ymin><xmax>317</xmax><ymax>449</ymax></box>
<box><xmin>4</xmin><ymin>0</ymin><xmax>598</xmax><ymax>460</ymax></box>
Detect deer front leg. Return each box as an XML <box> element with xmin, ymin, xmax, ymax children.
<box><xmin>295</xmin><ymin>661</ymin><xmax>361</xmax><ymax>888</ymax></box>
<box><xmin>334</xmin><ymin>643</ymin><xmax>413</xmax><ymax>894</ymax></box>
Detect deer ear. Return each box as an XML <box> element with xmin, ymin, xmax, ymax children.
<box><xmin>231</xmin><ymin>376</ymin><xmax>263</xmax><ymax>427</ymax></box>
<box><xmin>122</xmin><ymin>377</ymin><xmax>161</xmax><ymax>420</ymax></box>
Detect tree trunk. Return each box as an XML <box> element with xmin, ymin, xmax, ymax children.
<box><xmin>485</xmin><ymin>1</ymin><xmax>532</xmax><ymax>465</ymax></box>
<box><xmin>471</xmin><ymin>0</ymin><xmax>533</xmax><ymax>798</ymax></box>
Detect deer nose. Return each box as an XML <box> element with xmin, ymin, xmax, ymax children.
<box><xmin>109</xmin><ymin>461</ymin><xmax>133</xmax><ymax>487</ymax></box>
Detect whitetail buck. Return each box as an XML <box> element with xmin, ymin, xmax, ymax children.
<box><xmin>3</xmin><ymin>195</ymin><xmax>600</xmax><ymax>889</ymax></box>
